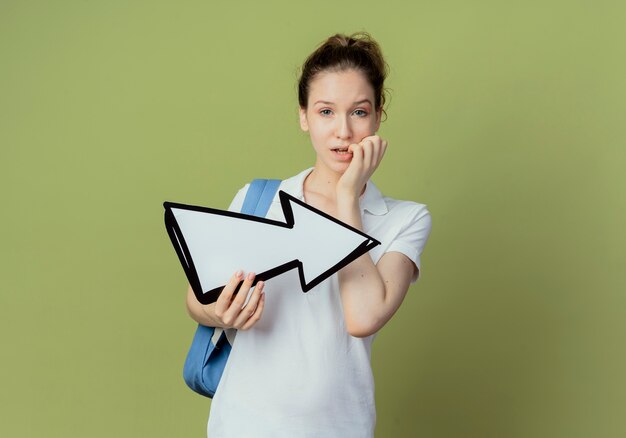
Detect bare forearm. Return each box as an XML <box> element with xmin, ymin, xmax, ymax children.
<box><xmin>336</xmin><ymin>193</ymin><xmax>389</xmax><ymax>336</ymax></box>
<box><xmin>185</xmin><ymin>286</ymin><xmax>229</xmax><ymax>327</ymax></box>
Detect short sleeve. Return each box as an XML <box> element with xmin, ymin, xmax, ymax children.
<box><xmin>386</xmin><ymin>205</ymin><xmax>432</xmax><ymax>283</ymax></box>
<box><xmin>226</xmin><ymin>184</ymin><xmax>250</xmax><ymax>213</ymax></box>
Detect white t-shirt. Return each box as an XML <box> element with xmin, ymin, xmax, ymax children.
<box><xmin>207</xmin><ymin>168</ymin><xmax>432</xmax><ymax>438</ymax></box>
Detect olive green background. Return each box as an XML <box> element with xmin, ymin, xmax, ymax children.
<box><xmin>1</xmin><ymin>1</ymin><xmax>625</xmax><ymax>437</ymax></box>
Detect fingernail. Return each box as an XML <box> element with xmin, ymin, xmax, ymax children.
<box><xmin>257</xmin><ymin>281</ymin><xmax>264</xmax><ymax>289</ymax></box>
<box><xmin>247</xmin><ymin>272</ymin><xmax>255</xmax><ymax>280</ymax></box>
<box><xmin>235</xmin><ymin>270</ymin><xmax>243</xmax><ymax>278</ymax></box>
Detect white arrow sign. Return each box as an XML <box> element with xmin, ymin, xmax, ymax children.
<box><xmin>164</xmin><ymin>190</ymin><xmax>380</xmax><ymax>304</ymax></box>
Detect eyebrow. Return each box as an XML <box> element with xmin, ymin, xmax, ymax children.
<box><xmin>313</xmin><ymin>99</ymin><xmax>373</xmax><ymax>106</ymax></box>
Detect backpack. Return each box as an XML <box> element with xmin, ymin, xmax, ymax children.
<box><xmin>182</xmin><ymin>179</ymin><xmax>281</xmax><ymax>398</ymax></box>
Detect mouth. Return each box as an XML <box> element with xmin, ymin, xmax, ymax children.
<box><xmin>331</xmin><ymin>146</ymin><xmax>352</xmax><ymax>155</ymax></box>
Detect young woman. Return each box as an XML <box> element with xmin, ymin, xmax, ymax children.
<box><xmin>186</xmin><ymin>32</ymin><xmax>432</xmax><ymax>437</ymax></box>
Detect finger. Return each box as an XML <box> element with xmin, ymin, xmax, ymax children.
<box><xmin>214</xmin><ymin>270</ymin><xmax>243</xmax><ymax>317</ymax></box>
<box><xmin>222</xmin><ymin>271</ymin><xmax>255</xmax><ymax>324</ymax></box>
<box><xmin>233</xmin><ymin>271</ymin><xmax>255</xmax><ymax>307</ymax></box>
<box><xmin>232</xmin><ymin>281</ymin><xmax>265</xmax><ymax>329</ymax></box>
<box><xmin>372</xmin><ymin>136</ymin><xmax>385</xmax><ymax>165</ymax></box>
<box><xmin>372</xmin><ymin>138</ymin><xmax>385</xmax><ymax>166</ymax></box>
<box><xmin>348</xmin><ymin>143</ymin><xmax>364</xmax><ymax>166</ymax></box>
<box><xmin>362</xmin><ymin>134</ymin><xmax>379</xmax><ymax>144</ymax></box>
<box><xmin>233</xmin><ymin>280</ymin><xmax>263</xmax><ymax>327</ymax></box>
<box><xmin>240</xmin><ymin>288</ymin><xmax>266</xmax><ymax>330</ymax></box>
<box><xmin>379</xmin><ymin>140</ymin><xmax>387</xmax><ymax>163</ymax></box>
<box><xmin>361</xmin><ymin>139</ymin><xmax>373</xmax><ymax>168</ymax></box>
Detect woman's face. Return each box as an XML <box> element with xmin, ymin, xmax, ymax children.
<box><xmin>299</xmin><ymin>69</ymin><xmax>381</xmax><ymax>175</ymax></box>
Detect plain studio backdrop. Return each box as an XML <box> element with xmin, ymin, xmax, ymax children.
<box><xmin>1</xmin><ymin>1</ymin><xmax>625</xmax><ymax>437</ymax></box>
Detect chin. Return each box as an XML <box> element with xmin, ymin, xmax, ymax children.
<box><xmin>317</xmin><ymin>155</ymin><xmax>351</xmax><ymax>175</ymax></box>
<box><xmin>330</xmin><ymin>161</ymin><xmax>350</xmax><ymax>174</ymax></box>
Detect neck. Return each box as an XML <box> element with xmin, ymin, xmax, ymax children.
<box><xmin>308</xmin><ymin>166</ymin><xmax>339</xmax><ymax>191</ymax></box>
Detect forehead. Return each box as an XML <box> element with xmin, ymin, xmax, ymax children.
<box><xmin>308</xmin><ymin>69</ymin><xmax>374</xmax><ymax>104</ymax></box>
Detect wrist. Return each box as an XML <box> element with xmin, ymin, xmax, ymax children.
<box><xmin>335</xmin><ymin>193</ymin><xmax>362</xmax><ymax>230</ymax></box>
<box><xmin>336</xmin><ymin>190</ymin><xmax>359</xmax><ymax>209</ymax></box>
<box><xmin>201</xmin><ymin>303</ymin><xmax>228</xmax><ymax>328</ymax></box>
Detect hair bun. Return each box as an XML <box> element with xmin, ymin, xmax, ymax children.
<box><xmin>298</xmin><ymin>32</ymin><xmax>389</xmax><ymax>117</ymax></box>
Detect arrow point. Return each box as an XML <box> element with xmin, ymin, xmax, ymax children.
<box><xmin>286</xmin><ymin>198</ymin><xmax>377</xmax><ymax>285</ymax></box>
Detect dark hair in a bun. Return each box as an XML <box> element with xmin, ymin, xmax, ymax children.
<box><xmin>298</xmin><ymin>32</ymin><xmax>389</xmax><ymax>116</ymax></box>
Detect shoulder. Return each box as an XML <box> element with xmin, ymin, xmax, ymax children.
<box><xmin>380</xmin><ymin>194</ymin><xmax>432</xmax><ymax>231</ymax></box>
<box><xmin>373</xmin><ymin>194</ymin><xmax>432</xmax><ymax>283</ymax></box>
<box><xmin>227</xmin><ymin>170</ymin><xmax>307</xmax><ymax>213</ymax></box>
<box><xmin>227</xmin><ymin>183</ymin><xmax>251</xmax><ymax>212</ymax></box>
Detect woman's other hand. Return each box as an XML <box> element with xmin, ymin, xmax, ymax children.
<box><xmin>215</xmin><ymin>271</ymin><xmax>266</xmax><ymax>330</ymax></box>
<box><xmin>186</xmin><ymin>271</ymin><xmax>266</xmax><ymax>330</ymax></box>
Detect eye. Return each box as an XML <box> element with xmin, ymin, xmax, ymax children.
<box><xmin>353</xmin><ymin>109</ymin><xmax>368</xmax><ymax>117</ymax></box>
<box><xmin>320</xmin><ymin>109</ymin><xmax>333</xmax><ymax>116</ymax></box>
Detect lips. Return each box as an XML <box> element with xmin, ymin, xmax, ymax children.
<box><xmin>330</xmin><ymin>146</ymin><xmax>353</xmax><ymax>161</ymax></box>
<box><xmin>331</xmin><ymin>146</ymin><xmax>351</xmax><ymax>154</ymax></box>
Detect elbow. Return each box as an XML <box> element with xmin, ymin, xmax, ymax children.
<box><xmin>185</xmin><ymin>288</ymin><xmax>196</xmax><ymax>318</ymax></box>
<box><xmin>345</xmin><ymin>318</ymin><xmax>383</xmax><ymax>338</ymax></box>
<box><xmin>185</xmin><ymin>286</ymin><xmax>205</xmax><ymax>324</ymax></box>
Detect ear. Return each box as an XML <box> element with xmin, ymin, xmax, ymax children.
<box><xmin>299</xmin><ymin>107</ymin><xmax>309</xmax><ymax>132</ymax></box>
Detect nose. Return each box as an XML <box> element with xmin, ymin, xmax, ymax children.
<box><xmin>335</xmin><ymin>115</ymin><xmax>352</xmax><ymax>141</ymax></box>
